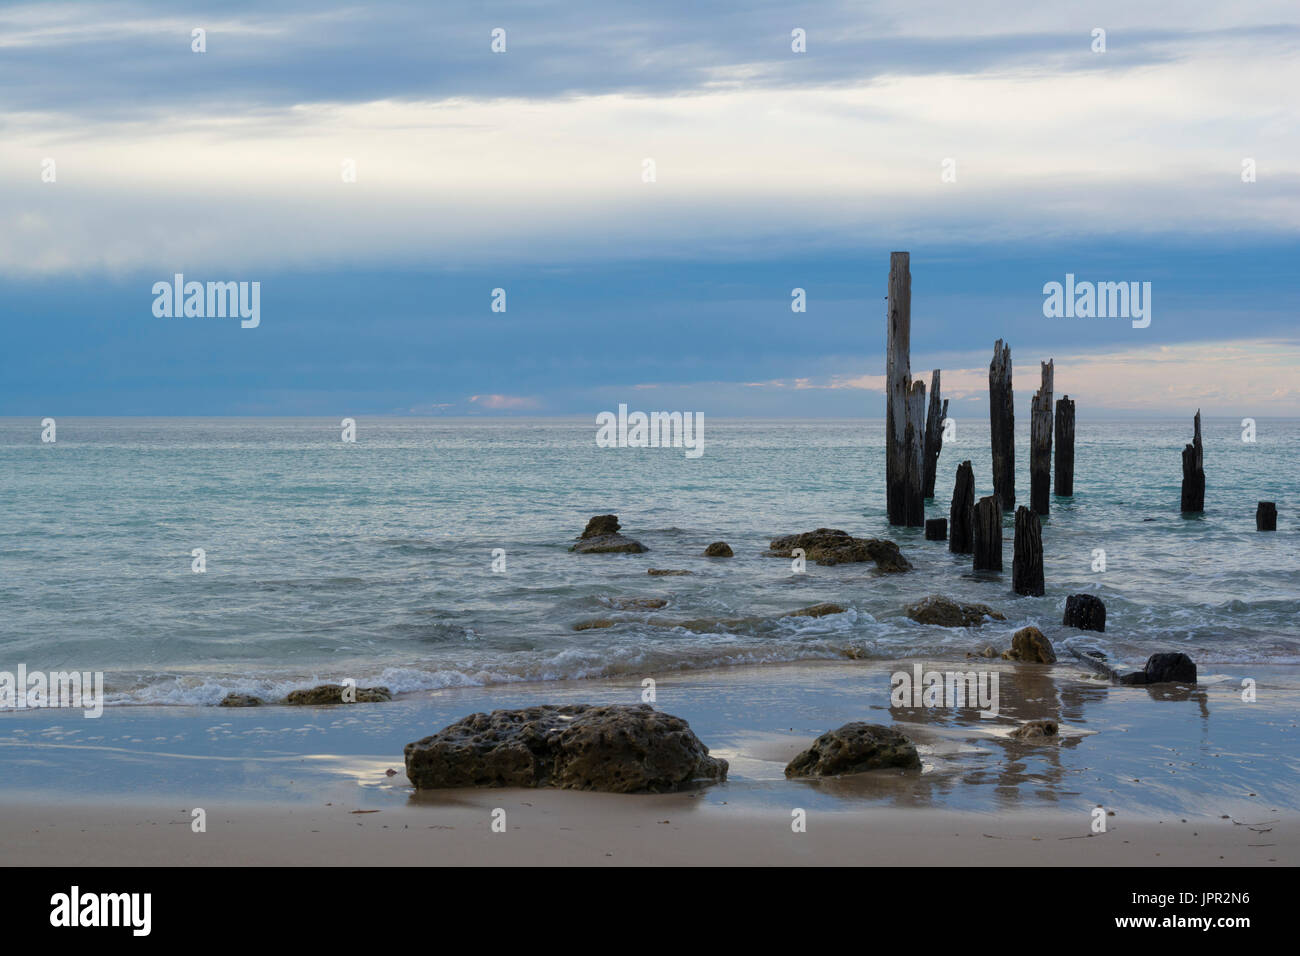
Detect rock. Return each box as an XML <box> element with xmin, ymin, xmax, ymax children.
<box><xmin>573</xmin><ymin>619</ymin><xmax>615</xmax><ymax>631</ymax></box>
<box><xmin>1063</xmin><ymin>594</ymin><xmax>1106</xmax><ymax>632</ymax></box>
<box><xmin>219</xmin><ymin>693</ymin><xmax>263</xmax><ymax>707</ymax></box>
<box><xmin>704</xmin><ymin>541</ymin><xmax>734</xmax><ymax>557</ymax></box>
<box><xmin>965</xmin><ymin>645</ymin><xmax>998</xmax><ymax>659</ymax></box>
<box><xmin>1120</xmin><ymin>652</ymin><xmax>1197</xmax><ymax>686</ymax></box>
<box><xmin>785</xmin><ymin>723</ymin><xmax>920</xmax><ymax>777</ymax></box>
<box><xmin>570</xmin><ymin>515</ymin><xmax>648</xmax><ymax>554</ymax></box>
<box><xmin>283</xmin><ymin>684</ymin><xmax>392</xmax><ymax>705</ymax></box>
<box><xmin>904</xmin><ymin>595</ymin><xmax>1005</xmax><ymax>628</ymax></box>
<box><xmin>647</xmin><ymin>568</ymin><xmax>691</xmax><ymax>576</ymax></box>
<box><xmin>1000</xmin><ymin>626</ymin><xmax>1057</xmax><ymax>663</ymax></box>
<box><xmin>1010</xmin><ymin>719</ymin><xmax>1058</xmax><ymax>738</ymax></box>
<box><xmin>610</xmin><ymin>597</ymin><xmax>667</xmax><ymax>610</ymax></box>
<box><xmin>403</xmin><ymin>704</ymin><xmax>727</xmax><ymax>793</ymax></box>
<box><xmin>782</xmin><ymin>603</ymin><xmax>847</xmax><ymax>619</ymax></box>
<box><xmin>766</xmin><ymin>529</ymin><xmax>911</xmax><ymax>571</ymax></box>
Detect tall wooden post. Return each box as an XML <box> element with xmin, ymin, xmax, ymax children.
<box><xmin>886</xmin><ymin>252</ymin><xmax>925</xmax><ymax>526</ymax></box>
<box><xmin>972</xmin><ymin>494</ymin><xmax>1002</xmax><ymax>572</ymax></box>
<box><xmin>949</xmin><ymin>460</ymin><xmax>975</xmax><ymax>554</ymax></box>
<box><xmin>989</xmin><ymin>340</ymin><xmax>1015</xmax><ymax>511</ymax></box>
<box><xmin>1012</xmin><ymin>505</ymin><xmax>1044</xmax><ymax>596</ymax></box>
<box><xmin>1181</xmin><ymin>409</ymin><xmax>1205</xmax><ymax>513</ymax></box>
<box><xmin>1030</xmin><ymin>359</ymin><xmax>1053</xmax><ymax>515</ymax></box>
<box><xmin>922</xmin><ymin>369</ymin><xmax>947</xmax><ymax>499</ymax></box>
<box><xmin>1054</xmin><ymin>395</ymin><xmax>1075</xmax><ymax>496</ymax></box>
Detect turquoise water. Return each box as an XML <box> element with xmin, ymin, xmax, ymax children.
<box><xmin>1</xmin><ymin>417</ymin><xmax>1297</xmax><ymax>706</ymax></box>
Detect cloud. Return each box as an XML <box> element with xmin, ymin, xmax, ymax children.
<box><xmin>468</xmin><ymin>393</ymin><xmax>540</xmax><ymax>410</ymax></box>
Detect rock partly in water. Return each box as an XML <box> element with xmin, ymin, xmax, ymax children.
<box><xmin>647</xmin><ymin>568</ymin><xmax>691</xmax><ymax>576</ymax></box>
<box><xmin>782</xmin><ymin>603</ymin><xmax>847</xmax><ymax>619</ymax></box>
<box><xmin>219</xmin><ymin>693</ymin><xmax>264</xmax><ymax>707</ymax></box>
<box><xmin>283</xmin><ymin>684</ymin><xmax>392</xmax><ymax>705</ymax></box>
<box><xmin>573</xmin><ymin>619</ymin><xmax>615</xmax><ymax>631</ymax></box>
<box><xmin>609</xmin><ymin>597</ymin><xmax>668</xmax><ymax>610</ymax></box>
<box><xmin>905</xmin><ymin>595</ymin><xmax>1006</xmax><ymax>628</ymax></box>
<box><xmin>785</xmin><ymin>723</ymin><xmax>921</xmax><ymax>777</ymax></box>
<box><xmin>1119</xmin><ymin>652</ymin><xmax>1197</xmax><ymax>686</ymax></box>
<box><xmin>1000</xmin><ymin>626</ymin><xmax>1057</xmax><ymax>663</ymax></box>
<box><xmin>1010</xmin><ymin>719</ymin><xmax>1058</xmax><ymax>738</ymax></box>
<box><xmin>403</xmin><ymin>704</ymin><xmax>727</xmax><ymax>793</ymax></box>
<box><xmin>1063</xmin><ymin>593</ymin><xmax>1106</xmax><ymax>632</ymax></box>
<box><xmin>570</xmin><ymin>515</ymin><xmax>648</xmax><ymax>554</ymax></box>
<box><xmin>766</xmin><ymin>529</ymin><xmax>911</xmax><ymax>571</ymax></box>
<box><xmin>703</xmin><ymin>541</ymin><xmax>734</xmax><ymax>557</ymax></box>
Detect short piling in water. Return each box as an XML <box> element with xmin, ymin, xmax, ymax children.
<box><xmin>972</xmin><ymin>494</ymin><xmax>1003</xmax><ymax>572</ymax></box>
<box><xmin>922</xmin><ymin>369</ymin><xmax>948</xmax><ymax>500</ymax></box>
<box><xmin>989</xmin><ymin>340</ymin><xmax>1015</xmax><ymax>510</ymax></box>
<box><xmin>1063</xmin><ymin>594</ymin><xmax>1106</xmax><ymax>632</ymax></box>
<box><xmin>885</xmin><ymin>252</ymin><xmax>926</xmax><ymax>527</ymax></box>
<box><xmin>1181</xmin><ymin>410</ymin><xmax>1205</xmax><ymax>513</ymax></box>
<box><xmin>1030</xmin><ymin>360</ymin><xmax>1053</xmax><ymax>516</ymax></box>
<box><xmin>1054</xmin><ymin>395</ymin><xmax>1075</xmax><ymax>497</ymax></box>
<box><xmin>925</xmin><ymin>517</ymin><xmax>948</xmax><ymax>541</ymax></box>
<box><xmin>1012</xmin><ymin>506</ymin><xmax>1044</xmax><ymax>596</ymax></box>
<box><xmin>1257</xmin><ymin>501</ymin><xmax>1277</xmax><ymax>531</ymax></box>
<box><xmin>949</xmin><ymin>460</ymin><xmax>975</xmax><ymax>554</ymax></box>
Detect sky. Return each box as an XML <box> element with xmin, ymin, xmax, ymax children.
<box><xmin>1</xmin><ymin>0</ymin><xmax>1297</xmax><ymax>417</ymax></box>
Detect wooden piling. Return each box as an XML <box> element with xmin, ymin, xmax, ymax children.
<box><xmin>949</xmin><ymin>460</ymin><xmax>975</xmax><ymax>554</ymax></box>
<box><xmin>885</xmin><ymin>252</ymin><xmax>925</xmax><ymax>526</ymax></box>
<box><xmin>1180</xmin><ymin>409</ymin><xmax>1205</xmax><ymax>513</ymax></box>
<box><xmin>972</xmin><ymin>494</ymin><xmax>1002</xmax><ymax>572</ymax></box>
<box><xmin>922</xmin><ymin>369</ymin><xmax>948</xmax><ymax>499</ymax></box>
<box><xmin>1257</xmin><ymin>501</ymin><xmax>1277</xmax><ymax>531</ymax></box>
<box><xmin>925</xmin><ymin>517</ymin><xmax>947</xmax><ymax>541</ymax></box>
<box><xmin>1030</xmin><ymin>360</ymin><xmax>1054</xmax><ymax>515</ymax></box>
<box><xmin>1012</xmin><ymin>505</ymin><xmax>1044</xmax><ymax>596</ymax></box>
<box><xmin>989</xmin><ymin>340</ymin><xmax>1015</xmax><ymax>510</ymax></box>
<box><xmin>1054</xmin><ymin>395</ymin><xmax>1075</xmax><ymax>496</ymax></box>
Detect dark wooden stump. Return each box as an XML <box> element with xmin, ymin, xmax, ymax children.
<box><xmin>972</xmin><ymin>495</ymin><xmax>1002</xmax><ymax>572</ymax></box>
<box><xmin>1054</xmin><ymin>395</ymin><xmax>1075</xmax><ymax>497</ymax></box>
<box><xmin>1257</xmin><ymin>501</ymin><xmax>1277</xmax><ymax>531</ymax></box>
<box><xmin>1012</xmin><ymin>506</ymin><xmax>1044</xmax><ymax>596</ymax></box>
<box><xmin>922</xmin><ymin>369</ymin><xmax>948</xmax><ymax>499</ymax></box>
<box><xmin>885</xmin><ymin>252</ymin><xmax>925</xmax><ymax>526</ymax></box>
<box><xmin>1063</xmin><ymin>594</ymin><xmax>1106</xmax><ymax>632</ymax></box>
<box><xmin>1180</xmin><ymin>409</ymin><xmax>1204</xmax><ymax>513</ymax></box>
<box><xmin>949</xmin><ymin>460</ymin><xmax>975</xmax><ymax>554</ymax></box>
<box><xmin>989</xmin><ymin>340</ymin><xmax>1015</xmax><ymax>510</ymax></box>
<box><xmin>925</xmin><ymin>517</ymin><xmax>948</xmax><ymax>541</ymax></box>
<box><xmin>1029</xmin><ymin>360</ymin><xmax>1053</xmax><ymax>515</ymax></box>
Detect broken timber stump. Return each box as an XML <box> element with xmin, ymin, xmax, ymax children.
<box><xmin>972</xmin><ymin>494</ymin><xmax>1002</xmax><ymax>572</ymax></box>
<box><xmin>1012</xmin><ymin>505</ymin><xmax>1044</xmax><ymax>596</ymax></box>
<box><xmin>949</xmin><ymin>460</ymin><xmax>975</xmax><ymax>554</ymax></box>
<box><xmin>925</xmin><ymin>517</ymin><xmax>947</xmax><ymax>541</ymax></box>
<box><xmin>885</xmin><ymin>252</ymin><xmax>925</xmax><ymax>526</ymax></box>
<box><xmin>1257</xmin><ymin>501</ymin><xmax>1277</xmax><ymax>531</ymax></box>
<box><xmin>1030</xmin><ymin>360</ymin><xmax>1053</xmax><ymax>516</ymax></box>
<box><xmin>989</xmin><ymin>340</ymin><xmax>1015</xmax><ymax>510</ymax></box>
<box><xmin>1054</xmin><ymin>395</ymin><xmax>1075</xmax><ymax>497</ymax></box>
<box><xmin>922</xmin><ymin>369</ymin><xmax>948</xmax><ymax>499</ymax></box>
<box><xmin>1180</xmin><ymin>410</ymin><xmax>1205</xmax><ymax>513</ymax></box>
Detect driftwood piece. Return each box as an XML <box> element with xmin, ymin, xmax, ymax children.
<box><xmin>1030</xmin><ymin>360</ymin><xmax>1053</xmax><ymax>515</ymax></box>
<box><xmin>989</xmin><ymin>340</ymin><xmax>1015</xmax><ymax>510</ymax></box>
<box><xmin>1012</xmin><ymin>506</ymin><xmax>1044</xmax><ymax>596</ymax></box>
<box><xmin>885</xmin><ymin>252</ymin><xmax>925</xmax><ymax>526</ymax></box>
<box><xmin>1257</xmin><ymin>501</ymin><xmax>1277</xmax><ymax>531</ymax></box>
<box><xmin>949</xmin><ymin>460</ymin><xmax>975</xmax><ymax>554</ymax></box>
<box><xmin>972</xmin><ymin>495</ymin><xmax>1002</xmax><ymax>572</ymax></box>
<box><xmin>922</xmin><ymin>369</ymin><xmax>948</xmax><ymax>499</ymax></box>
<box><xmin>1054</xmin><ymin>395</ymin><xmax>1075</xmax><ymax>497</ymax></box>
<box><xmin>1180</xmin><ymin>410</ymin><xmax>1205</xmax><ymax>513</ymax></box>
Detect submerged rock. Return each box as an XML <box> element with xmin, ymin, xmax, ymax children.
<box><xmin>785</xmin><ymin>723</ymin><xmax>920</xmax><ymax>777</ymax></box>
<box><xmin>1010</xmin><ymin>719</ymin><xmax>1058</xmax><ymax>738</ymax></box>
<box><xmin>570</xmin><ymin>515</ymin><xmax>648</xmax><ymax>554</ymax></box>
<box><xmin>1119</xmin><ymin>652</ymin><xmax>1197</xmax><ymax>686</ymax></box>
<box><xmin>573</xmin><ymin>619</ymin><xmax>615</xmax><ymax>631</ymax></box>
<box><xmin>766</xmin><ymin>529</ymin><xmax>911</xmax><ymax>571</ymax></box>
<box><xmin>704</xmin><ymin>541</ymin><xmax>734</xmax><ymax>557</ymax></box>
<box><xmin>1000</xmin><ymin>626</ymin><xmax>1057</xmax><ymax>663</ymax></box>
<box><xmin>610</xmin><ymin>597</ymin><xmax>668</xmax><ymax>610</ymax></box>
<box><xmin>905</xmin><ymin>595</ymin><xmax>1005</xmax><ymax>628</ymax></box>
<box><xmin>283</xmin><ymin>684</ymin><xmax>392</xmax><ymax>705</ymax></box>
<box><xmin>219</xmin><ymin>693</ymin><xmax>264</xmax><ymax>707</ymax></box>
<box><xmin>403</xmin><ymin>703</ymin><xmax>727</xmax><ymax>793</ymax></box>
<box><xmin>782</xmin><ymin>603</ymin><xmax>847</xmax><ymax>619</ymax></box>
<box><xmin>1063</xmin><ymin>594</ymin><xmax>1106</xmax><ymax>632</ymax></box>
<box><xmin>647</xmin><ymin>568</ymin><xmax>691</xmax><ymax>576</ymax></box>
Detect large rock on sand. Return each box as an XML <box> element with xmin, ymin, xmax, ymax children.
<box><xmin>283</xmin><ymin>684</ymin><xmax>392</xmax><ymax>705</ymax></box>
<box><xmin>1119</xmin><ymin>652</ymin><xmax>1197</xmax><ymax>686</ymax></box>
<box><xmin>1000</xmin><ymin>626</ymin><xmax>1057</xmax><ymax>663</ymax></box>
<box><xmin>766</xmin><ymin>528</ymin><xmax>911</xmax><ymax>571</ymax></box>
<box><xmin>905</xmin><ymin>595</ymin><xmax>1005</xmax><ymax>628</ymax></box>
<box><xmin>404</xmin><ymin>704</ymin><xmax>727</xmax><ymax>793</ymax></box>
<box><xmin>785</xmin><ymin>723</ymin><xmax>920</xmax><ymax>777</ymax></box>
<box><xmin>570</xmin><ymin>515</ymin><xmax>648</xmax><ymax>554</ymax></box>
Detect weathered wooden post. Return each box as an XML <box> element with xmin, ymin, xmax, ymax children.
<box><xmin>922</xmin><ymin>369</ymin><xmax>948</xmax><ymax>499</ymax></box>
<box><xmin>925</xmin><ymin>518</ymin><xmax>947</xmax><ymax>541</ymax></box>
<box><xmin>1257</xmin><ymin>501</ymin><xmax>1277</xmax><ymax>531</ymax></box>
<box><xmin>886</xmin><ymin>252</ymin><xmax>925</xmax><ymax>526</ymax></box>
<box><xmin>1054</xmin><ymin>395</ymin><xmax>1075</xmax><ymax>497</ymax></box>
<box><xmin>1180</xmin><ymin>410</ymin><xmax>1205</xmax><ymax>513</ymax></box>
<box><xmin>1030</xmin><ymin>359</ymin><xmax>1054</xmax><ymax>515</ymax></box>
<box><xmin>1012</xmin><ymin>506</ymin><xmax>1044</xmax><ymax>596</ymax></box>
<box><xmin>989</xmin><ymin>340</ymin><xmax>1015</xmax><ymax>510</ymax></box>
<box><xmin>949</xmin><ymin>460</ymin><xmax>975</xmax><ymax>554</ymax></box>
<box><xmin>972</xmin><ymin>494</ymin><xmax>1002</xmax><ymax>571</ymax></box>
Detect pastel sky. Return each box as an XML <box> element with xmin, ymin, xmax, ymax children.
<box><xmin>2</xmin><ymin>0</ymin><xmax>1297</xmax><ymax>416</ymax></box>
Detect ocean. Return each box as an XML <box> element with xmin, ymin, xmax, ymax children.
<box><xmin>2</xmin><ymin>416</ymin><xmax>1297</xmax><ymax>707</ymax></box>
